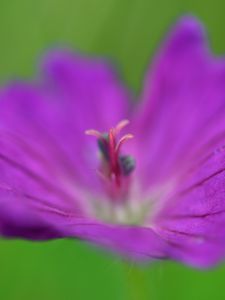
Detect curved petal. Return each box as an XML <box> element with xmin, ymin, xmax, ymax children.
<box><xmin>42</xmin><ymin>50</ymin><xmax>130</xmax><ymax>189</ymax></box>
<box><xmin>70</xmin><ymin>224</ymin><xmax>168</xmax><ymax>261</ymax></box>
<box><xmin>0</xmin><ymin>187</ymin><xmax>62</xmax><ymax>240</ymax></box>
<box><xmin>0</xmin><ymin>128</ymin><xmax>86</xmax><ymax>239</ymax></box>
<box><xmin>0</xmin><ymin>52</ymin><xmax>130</xmax><ymax>239</ymax></box>
<box><xmin>134</xmin><ymin>16</ymin><xmax>225</xmax><ymax>187</ymax></box>
<box><xmin>32</xmin><ymin>201</ymin><xmax>169</xmax><ymax>260</ymax></box>
<box><xmin>155</xmin><ymin>145</ymin><xmax>225</xmax><ymax>268</ymax></box>
<box><xmin>0</xmin><ymin>50</ymin><xmax>130</xmax><ymax>189</ymax></box>
<box><xmin>42</xmin><ymin>49</ymin><xmax>130</xmax><ymax>131</ymax></box>
<box><xmin>0</xmin><ymin>165</ymin><xmax>169</xmax><ymax>261</ymax></box>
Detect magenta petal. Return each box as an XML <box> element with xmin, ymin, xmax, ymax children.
<box><xmin>0</xmin><ymin>127</ymin><xmax>85</xmax><ymax>239</ymax></box>
<box><xmin>42</xmin><ymin>49</ymin><xmax>130</xmax><ymax>131</ymax></box>
<box><xmin>0</xmin><ymin>82</ymin><xmax>91</xmax><ymax>189</ymax></box>
<box><xmin>135</xmin><ymin>16</ymin><xmax>225</xmax><ymax>186</ymax></box>
<box><xmin>70</xmin><ymin>224</ymin><xmax>168</xmax><ymax>261</ymax></box>
<box><xmin>0</xmin><ymin>52</ymin><xmax>131</xmax><ymax>239</ymax></box>
<box><xmin>37</xmin><ymin>207</ymin><xmax>169</xmax><ymax>260</ymax></box>
<box><xmin>0</xmin><ymin>187</ymin><xmax>62</xmax><ymax>240</ymax></box>
<box><xmin>155</xmin><ymin>145</ymin><xmax>225</xmax><ymax>268</ymax></box>
<box><xmin>42</xmin><ymin>50</ymin><xmax>131</xmax><ymax>188</ymax></box>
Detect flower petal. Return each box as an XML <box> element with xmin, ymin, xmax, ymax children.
<box><xmin>42</xmin><ymin>49</ymin><xmax>130</xmax><ymax>131</ymax></box>
<box><xmin>0</xmin><ymin>52</ymin><xmax>130</xmax><ymax>239</ymax></box>
<box><xmin>70</xmin><ymin>223</ymin><xmax>168</xmax><ymax>261</ymax></box>
<box><xmin>0</xmin><ymin>83</ymin><xmax>92</xmax><ymax>196</ymax></box>
<box><xmin>30</xmin><ymin>202</ymin><xmax>169</xmax><ymax>261</ymax></box>
<box><xmin>155</xmin><ymin>145</ymin><xmax>225</xmax><ymax>268</ymax></box>
<box><xmin>0</xmin><ymin>187</ymin><xmax>62</xmax><ymax>240</ymax></box>
<box><xmin>42</xmin><ymin>50</ymin><xmax>131</xmax><ymax>189</ymax></box>
<box><xmin>134</xmin><ymin>16</ymin><xmax>225</xmax><ymax>186</ymax></box>
<box><xmin>0</xmin><ymin>127</ymin><xmax>85</xmax><ymax>239</ymax></box>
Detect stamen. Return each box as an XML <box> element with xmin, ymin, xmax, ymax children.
<box><xmin>116</xmin><ymin>134</ymin><xmax>134</xmax><ymax>152</ymax></box>
<box><xmin>115</xmin><ymin>119</ymin><xmax>130</xmax><ymax>135</ymax></box>
<box><xmin>108</xmin><ymin>129</ymin><xmax>117</xmax><ymax>172</ymax></box>
<box><xmin>85</xmin><ymin>129</ymin><xmax>102</xmax><ymax>139</ymax></box>
<box><xmin>85</xmin><ymin>119</ymin><xmax>135</xmax><ymax>194</ymax></box>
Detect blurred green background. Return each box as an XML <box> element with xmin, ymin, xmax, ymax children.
<box><xmin>0</xmin><ymin>0</ymin><xmax>225</xmax><ymax>299</ymax></box>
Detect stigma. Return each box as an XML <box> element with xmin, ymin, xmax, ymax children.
<box><xmin>85</xmin><ymin>120</ymin><xmax>135</xmax><ymax>190</ymax></box>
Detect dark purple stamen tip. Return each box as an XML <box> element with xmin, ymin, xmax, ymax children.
<box><xmin>119</xmin><ymin>155</ymin><xmax>136</xmax><ymax>176</ymax></box>
<box><xmin>97</xmin><ymin>134</ymin><xmax>109</xmax><ymax>160</ymax></box>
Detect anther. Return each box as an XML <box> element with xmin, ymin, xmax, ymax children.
<box><xmin>119</xmin><ymin>155</ymin><xmax>136</xmax><ymax>176</ymax></box>
<box><xmin>97</xmin><ymin>133</ymin><xmax>109</xmax><ymax>161</ymax></box>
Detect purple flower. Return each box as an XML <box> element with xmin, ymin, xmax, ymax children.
<box><xmin>1</xmin><ymin>16</ymin><xmax>225</xmax><ymax>268</ymax></box>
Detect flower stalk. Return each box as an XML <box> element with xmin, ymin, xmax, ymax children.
<box><xmin>123</xmin><ymin>262</ymin><xmax>151</xmax><ymax>300</ymax></box>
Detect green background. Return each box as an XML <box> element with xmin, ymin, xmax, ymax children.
<box><xmin>0</xmin><ymin>0</ymin><xmax>225</xmax><ymax>299</ymax></box>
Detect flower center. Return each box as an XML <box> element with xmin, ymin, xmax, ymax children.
<box><xmin>85</xmin><ymin>120</ymin><xmax>135</xmax><ymax>202</ymax></box>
